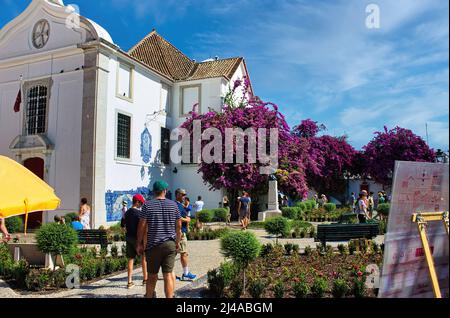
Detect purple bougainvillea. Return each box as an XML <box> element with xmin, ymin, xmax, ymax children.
<box><xmin>363</xmin><ymin>126</ymin><xmax>436</xmax><ymax>186</ymax></box>
<box><xmin>181</xmin><ymin>80</ymin><xmax>314</xmax><ymax>199</ymax></box>
<box><xmin>307</xmin><ymin>135</ymin><xmax>357</xmax><ymax>196</ymax></box>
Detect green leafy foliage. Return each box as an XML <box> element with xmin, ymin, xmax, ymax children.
<box><xmin>311</xmin><ymin>277</ymin><xmax>328</xmax><ymax>298</ymax></box>
<box><xmin>377</xmin><ymin>203</ymin><xmax>390</xmax><ymax>216</ymax></box>
<box><xmin>220</xmin><ymin>231</ymin><xmax>261</xmax><ymax>267</ymax></box>
<box><xmin>273</xmin><ymin>280</ymin><xmax>285</xmax><ymax>298</ymax></box>
<box><xmin>212</xmin><ymin>208</ymin><xmax>230</xmax><ymax>222</ymax></box>
<box><xmin>332</xmin><ymin>278</ymin><xmax>349</xmax><ymax>298</ymax></box>
<box><xmin>323</xmin><ymin>203</ymin><xmax>336</xmax><ymax>213</ymax></box>
<box><xmin>196</xmin><ymin>210</ymin><xmax>214</xmax><ymax>223</ymax></box>
<box><xmin>5</xmin><ymin>217</ymin><xmax>23</xmax><ymax>233</ymax></box>
<box><xmin>281</xmin><ymin>207</ymin><xmax>300</xmax><ymax>220</ymax></box>
<box><xmin>249</xmin><ymin>279</ymin><xmax>266</xmax><ymax>298</ymax></box>
<box><xmin>36</xmin><ymin>223</ymin><xmax>78</xmax><ymax>256</ymax></box>
<box><xmin>264</xmin><ymin>216</ymin><xmax>290</xmax><ymax>239</ymax></box>
<box><xmin>284</xmin><ymin>243</ymin><xmax>293</xmax><ymax>255</ymax></box>
<box><xmin>64</xmin><ymin>213</ymin><xmax>79</xmax><ymax>224</ymax></box>
<box><xmin>293</xmin><ymin>279</ymin><xmax>310</xmax><ymax>298</ymax></box>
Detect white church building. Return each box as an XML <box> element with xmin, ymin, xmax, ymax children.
<box><xmin>0</xmin><ymin>0</ymin><xmax>252</xmax><ymax>229</ymax></box>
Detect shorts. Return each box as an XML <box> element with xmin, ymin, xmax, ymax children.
<box><xmin>179</xmin><ymin>233</ymin><xmax>188</xmax><ymax>254</ymax></box>
<box><xmin>239</xmin><ymin>209</ymin><xmax>248</xmax><ymax>219</ymax></box>
<box><xmin>146</xmin><ymin>240</ymin><xmax>177</xmax><ymax>274</ymax></box>
<box><xmin>126</xmin><ymin>237</ymin><xmax>137</xmax><ymax>259</ymax></box>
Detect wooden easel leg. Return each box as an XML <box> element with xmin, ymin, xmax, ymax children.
<box><xmin>417</xmin><ymin>223</ymin><xmax>442</xmax><ymax>298</ymax></box>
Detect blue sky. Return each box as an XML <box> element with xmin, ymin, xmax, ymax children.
<box><xmin>1</xmin><ymin>0</ymin><xmax>448</xmax><ymax>151</ymax></box>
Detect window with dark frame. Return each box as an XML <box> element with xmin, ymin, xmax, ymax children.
<box><xmin>117</xmin><ymin>113</ymin><xmax>131</xmax><ymax>159</ymax></box>
<box><xmin>26</xmin><ymin>85</ymin><xmax>47</xmax><ymax>135</ymax></box>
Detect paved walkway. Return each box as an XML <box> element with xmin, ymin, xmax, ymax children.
<box><xmin>2</xmin><ymin>224</ymin><xmax>384</xmax><ymax>298</ymax></box>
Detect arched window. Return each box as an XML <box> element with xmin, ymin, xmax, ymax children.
<box><xmin>26</xmin><ymin>85</ymin><xmax>48</xmax><ymax>135</ymax></box>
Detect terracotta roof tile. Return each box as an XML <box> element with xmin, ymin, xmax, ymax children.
<box><xmin>128</xmin><ymin>30</ymin><xmax>194</xmax><ymax>81</ymax></box>
<box><xmin>187</xmin><ymin>57</ymin><xmax>243</xmax><ymax>81</ymax></box>
<box><xmin>128</xmin><ymin>30</ymin><xmax>243</xmax><ymax>82</ymax></box>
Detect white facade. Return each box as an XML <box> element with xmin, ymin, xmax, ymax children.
<box><xmin>0</xmin><ymin>0</ymin><xmax>252</xmax><ymax>228</ymax></box>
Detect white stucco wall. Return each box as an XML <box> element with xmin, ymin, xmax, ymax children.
<box><xmin>98</xmin><ymin>55</ymin><xmax>171</xmax><ymax>226</ymax></box>
<box><xmin>0</xmin><ymin>52</ymin><xmax>85</xmax><ymax>223</ymax></box>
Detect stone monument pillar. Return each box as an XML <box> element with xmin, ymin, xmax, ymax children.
<box><xmin>258</xmin><ymin>176</ymin><xmax>282</xmax><ymax>221</ymax></box>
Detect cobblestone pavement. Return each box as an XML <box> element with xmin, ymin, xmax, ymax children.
<box><xmin>1</xmin><ymin>223</ymin><xmax>384</xmax><ymax>298</ymax></box>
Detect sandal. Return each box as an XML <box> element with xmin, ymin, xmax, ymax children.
<box><xmin>127</xmin><ymin>282</ymin><xmax>135</xmax><ymax>289</ymax></box>
<box><xmin>142</xmin><ymin>280</ymin><xmax>147</xmax><ymax>286</ymax></box>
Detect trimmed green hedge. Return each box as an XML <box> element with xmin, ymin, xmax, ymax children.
<box><xmin>212</xmin><ymin>208</ymin><xmax>230</xmax><ymax>222</ymax></box>
<box><xmin>281</xmin><ymin>207</ymin><xmax>301</xmax><ymax>220</ymax></box>
<box><xmin>264</xmin><ymin>216</ymin><xmax>291</xmax><ymax>239</ymax></box>
<box><xmin>220</xmin><ymin>231</ymin><xmax>261</xmax><ymax>267</ymax></box>
<box><xmin>196</xmin><ymin>209</ymin><xmax>214</xmax><ymax>223</ymax></box>
<box><xmin>323</xmin><ymin>203</ymin><xmax>336</xmax><ymax>213</ymax></box>
<box><xmin>36</xmin><ymin>223</ymin><xmax>78</xmax><ymax>256</ymax></box>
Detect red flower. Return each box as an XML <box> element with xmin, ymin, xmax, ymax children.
<box><xmin>357</xmin><ymin>271</ymin><xmax>363</xmax><ymax>277</ymax></box>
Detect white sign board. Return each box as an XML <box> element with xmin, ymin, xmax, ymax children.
<box><xmin>378</xmin><ymin>161</ymin><xmax>449</xmax><ymax>298</ymax></box>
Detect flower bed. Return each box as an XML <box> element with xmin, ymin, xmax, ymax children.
<box><xmin>208</xmin><ymin>243</ymin><xmax>384</xmax><ymax>298</ymax></box>
<box><xmin>0</xmin><ymin>242</ymin><xmax>134</xmax><ymax>292</ymax></box>
<box><xmin>186</xmin><ymin>227</ymin><xmax>233</xmax><ymax>241</ymax></box>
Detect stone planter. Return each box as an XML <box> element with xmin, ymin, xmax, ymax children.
<box><xmin>7</xmin><ymin>243</ymin><xmax>45</xmax><ymax>266</ymax></box>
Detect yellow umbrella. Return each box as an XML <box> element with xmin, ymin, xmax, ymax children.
<box><xmin>0</xmin><ymin>155</ymin><xmax>60</xmax><ymax>234</ymax></box>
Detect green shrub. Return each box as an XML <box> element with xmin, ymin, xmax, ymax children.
<box><xmin>196</xmin><ymin>210</ymin><xmax>214</xmax><ymax>223</ymax></box>
<box><xmin>0</xmin><ymin>243</ymin><xmax>14</xmax><ymax>278</ymax></box>
<box><xmin>284</xmin><ymin>243</ymin><xmax>293</xmax><ymax>255</ymax></box>
<box><xmin>36</xmin><ymin>223</ymin><xmax>78</xmax><ymax>258</ymax></box>
<box><xmin>52</xmin><ymin>268</ymin><xmax>68</xmax><ymax>288</ymax></box>
<box><xmin>295</xmin><ymin>202</ymin><xmax>307</xmax><ymax>212</ymax></box>
<box><xmin>353</xmin><ymin>277</ymin><xmax>367</xmax><ymax>298</ymax></box>
<box><xmin>378</xmin><ymin>219</ymin><xmax>387</xmax><ymax>234</ymax></box>
<box><xmin>260</xmin><ymin>243</ymin><xmax>274</xmax><ymax>258</ymax></box>
<box><xmin>281</xmin><ymin>207</ymin><xmax>299</xmax><ymax>220</ymax></box>
<box><xmin>337</xmin><ymin>244</ymin><xmax>349</xmax><ymax>255</ymax></box>
<box><xmin>220</xmin><ymin>231</ymin><xmax>261</xmax><ymax>268</ymax></box>
<box><xmin>109</xmin><ymin>222</ymin><xmax>122</xmax><ymax>233</ymax></box>
<box><xmin>292</xmin><ymin>244</ymin><xmax>300</xmax><ymax>254</ymax></box>
<box><xmin>110</xmin><ymin>244</ymin><xmax>119</xmax><ymax>258</ymax></box>
<box><xmin>104</xmin><ymin>258</ymin><xmax>113</xmax><ymax>274</ymax></box>
<box><xmin>323</xmin><ymin>203</ymin><xmax>336</xmax><ymax>213</ymax></box>
<box><xmin>80</xmin><ymin>259</ymin><xmax>97</xmax><ymax>281</ymax></box>
<box><xmin>5</xmin><ymin>217</ymin><xmax>23</xmax><ymax>233</ymax></box>
<box><xmin>25</xmin><ymin>269</ymin><xmax>51</xmax><ymax>291</ymax></box>
<box><xmin>249</xmin><ymin>279</ymin><xmax>266</xmax><ymax>298</ymax></box>
<box><xmin>309</xmin><ymin>226</ymin><xmax>316</xmax><ymax>238</ymax></box>
<box><xmin>377</xmin><ymin>203</ymin><xmax>390</xmax><ymax>216</ymax></box>
<box><xmin>332</xmin><ymin>278</ymin><xmax>349</xmax><ymax>298</ymax></box>
<box><xmin>212</xmin><ymin>208</ymin><xmax>229</xmax><ymax>222</ymax></box>
<box><xmin>12</xmin><ymin>259</ymin><xmax>29</xmax><ymax>288</ymax></box>
<box><xmin>64</xmin><ymin>213</ymin><xmax>79</xmax><ymax>224</ymax></box>
<box><xmin>293</xmin><ymin>279</ymin><xmax>310</xmax><ymax>298</ymax></box>
<box><xmin>264</xmin><ymin>217</ymin><xmax>290</xmax><ymax>241</ymax></box>
<box><xmin>207</xmin><ymin>268</ymin><xmax>225</xmax><ymax>297</ymax></box>
<box><xmin>300</xmin><ymin>229</ymin><xmax>306</xmax><ymax>238</ymax></box>
<box><xmin>230</xmin><ymin>279</ymin><xmax>243</xmax><ymax>298</ymax></box>
<box><xmin>304</xmin><ymin>245</ymin><xmax>312</xmax><ymax>256</ymax></box>
<box><xmin>348</xmin><ymin>241</ymin><xmax>356</xmax><ymax>255</ymax></box>
<box><xmin>311</xmin><ymin>277</ymin><xmax>328</xmax><ymax>298</ymax></box>
<box><xmin>302</xmin><ymin>200</ymin><xmax>312</xmax><ymax>211</ymax></box>
<box><xmin>273</xmin><ymin>280</ymin><xmax>285</xmax><ymax>298</ymax></box>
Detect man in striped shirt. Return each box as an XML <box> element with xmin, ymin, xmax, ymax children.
<box><xmin>137</xmin><ymin>180</ymin><xmax>182</xmax><ymax>298</ymax></box>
